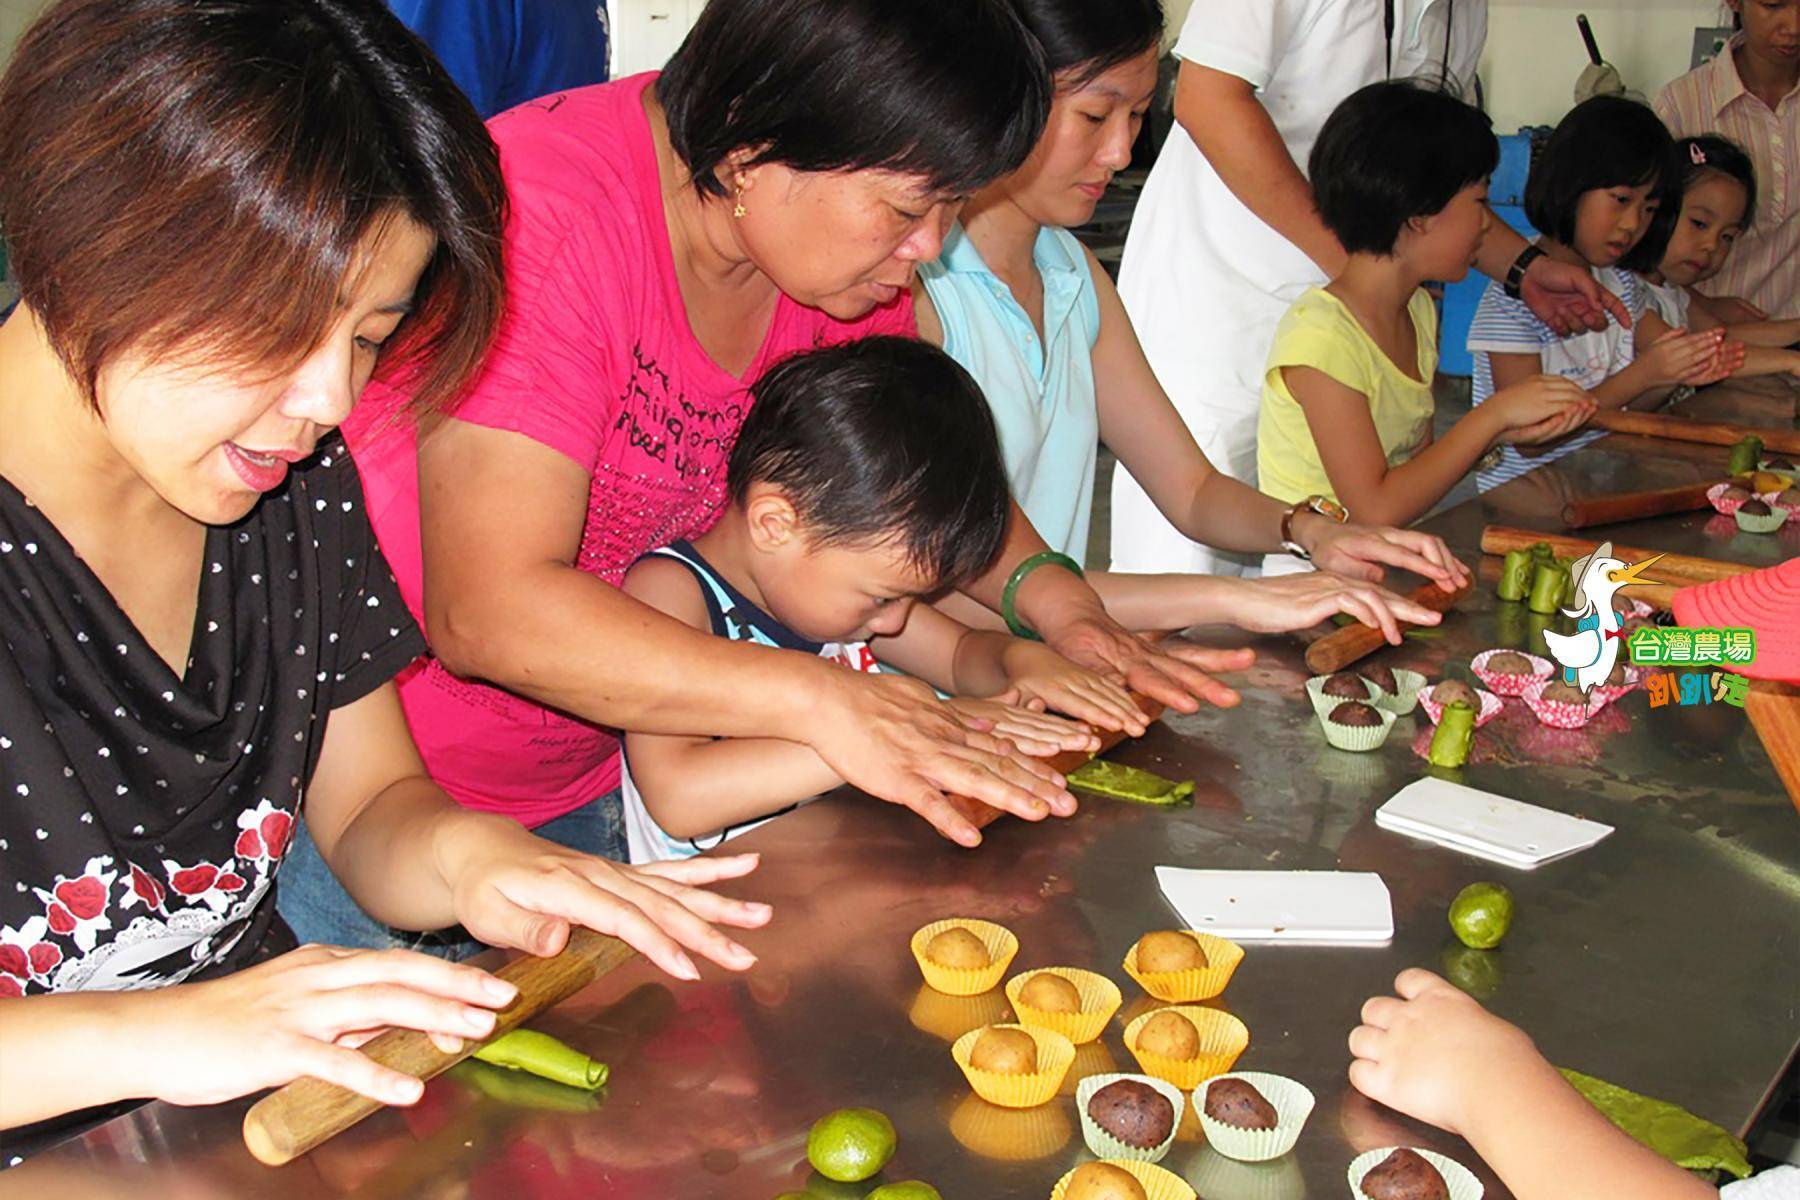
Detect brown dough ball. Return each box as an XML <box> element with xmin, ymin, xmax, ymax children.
<box><xmin>1063</xmin><ymin>1162</ymin><xmax>1148</xmax><ymax>1200</ymax></box>
<box><xmin>1485</xmin><ymin>651</ymin><xmax>1533</xmax><ymax>675</ymax></box>
<box><xmin>1541</xmin><ymin>680</ymin><xmax>1588</xmax><ymax>706</ymax></box>
<box><xmin>1359</xmin><ymin>1148</ymin><xmax>1449</xmax><ymax>1200</ymax></box>
<box><xmin>926</xmin><ymin>927</ymin><xmax>990</xmax><ymax>969</ymax></box>
<box><xmin>1087</xmin><ymin>1079</ymin><xmax>1176</xmax><ymax>1149</ymax></box>
<box><xmin>1204</xmin><ymin>1077</ymin><xmax>1280</xmax><ymax>1130</ymax></box>
<box><xmin>1721</xmin><ymin>485</ymin><xmax>1753</xmax><ymax>503</ymax></box>
<box><xmin>1361</xmin><ymin>664</ymin><xmax>1399</xmax><ymax>693</ymax></box>
<box><xmin>1765</xmin><ymin>457</ymin><xmax>1798</xmax><ymax>471</ymax></box>
<box><xmin>1135</xmin><ymin>1010</ymin><xmax>1200</xmax><ymax>1061</ymax></box>
<box><xmin>1018</xmin><ymin>971</ymin><xmax>1082</xmax><ymax>1014</ymax></box>
<box><xmin>1740</xmin><ymin>498</ymin><xmax>1772</xmax><ymax>516</ymax></box>
<box><xmin>1604</xmin><ymin>661</ymin><xmax>1629</xmax><ymax>687</ymax></box>
<box><xmin>1329</xmin><ymin>700</ymin><xmax>1384</xmax><ymax>727</ymax></box>
<box><xmin>1777</xmin><ymin>488</ymin><xmax>1800</xmax><ymax>506</ymax></box>
<box><xmin>1322</xmin><ymin>671</ymin><xmax>1372</xmax><ymax>699</ymax></box>
<box><xmin>1431</xmin><ymin>680</ymin><xmax>1479</xmax><ymax>709</ymax></box>
<box><xmin>969</xmin><ymin>1026</ymin><xmax>1037</xmax><ymax>1074</ymax></box>
<box><xmin>1136</xmin><ymin>930</ymin><xmax>1208</xmax><ymax>973</ymax></box>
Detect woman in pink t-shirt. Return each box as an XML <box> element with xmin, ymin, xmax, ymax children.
<box><xmin>292</xmin><ymin>0</ymin><xmax>1254</xmax><ymax>950</ymax></box>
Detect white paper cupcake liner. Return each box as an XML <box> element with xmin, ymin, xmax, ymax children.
<box><xmin>1185</xmin><ymin>1145</ymin><xmax>1307</xmax><ymax>1200</ymax></box>
<box><xmin>1521</xmin><ymin>676</ymin><xmax>1603</xmax><ymax>729</ymax></box>
<box><xmin>1076</xmin><ymin>1072</ymin><xmax>1188</xmax><ymax>1164</ymax></box>
<box><xmin>1419</xmin><ymin>684</ymin><xmax>1503</xmax><ymax>728</ymax></box>
<box><xmin>1470</xmin><ymin>648</ymin><xmax>1553</xmax><ymax>697</ymax></box>
<box><xmin>1735</xmin><ymin>504</ymin><xmax>1788</xmax><ymax>534</ymax></box>
<box><xmin>1347</xmin><ymin>1146</ymin><xmax>1483</xmax><ymax>1200</ymax></box>
<box><xmin>1318</xmin><ymin>702</ymin><xmax>1396</xmax><ymax>752</ymax></box>
<box><xmin>1370</xmin><ymin>669</ymin><xmax>1426</xmax><ymax>715</ymax></box>
<box><xmin>1193</xmin><ymin>1072</ymin><xmax>1315</xmax><ymax>1162</ymax></box>
<box><xmin>1306</xmin><ymin>673</ymin><xmax>1382</xmax><ymax>719</ymax></box>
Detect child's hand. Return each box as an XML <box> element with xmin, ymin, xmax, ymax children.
<box><xmin>1640</xmin><ymin>327</ymin><xmax>1729</xmax><ymax>386</ymax></box>
<box><xmin>1347</xmin><ymin>968</ymin><xmax>1546</xmax><ymax>1138</ymax></box>
<box><xmin>943</xmin><ymin>695</ymin><xmax>1100</xmax><ymax>757</ymax></box>
<box><xmin>1487</xmin><ymin>375</ymin><xmax>1595</xmax><ymax>445</ymax></box>
<box><xmin>1217</xmin><ymin>573</ymin><xmax>1446</xmax><ymax>645</ymax></box>
<box><xmin>998</xmin><ymin>640</ymin><xmax>1150</xmax><ymax>736</ymax></box>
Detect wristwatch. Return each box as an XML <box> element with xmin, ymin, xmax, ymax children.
<box><xmin>1504</xmin><ymin>244</ymin><xmax>1545</xmax><ymax>301</ymax></box>
<box><xmin>1281</xmin><ymin>494</ymin><xmax>1349</xmax><ymax>561</ymax></box>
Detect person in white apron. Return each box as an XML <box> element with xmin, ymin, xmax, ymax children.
<box><xmin>1115</xmin><ymin>0</ymin><xmax>1623</xmax><ymax>577</ymax></box>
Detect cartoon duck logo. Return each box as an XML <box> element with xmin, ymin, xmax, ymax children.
<box><xmin>1541</xmin><ymin>542</ymin><xmax>1664</xmax><ymax>693</ymax></box>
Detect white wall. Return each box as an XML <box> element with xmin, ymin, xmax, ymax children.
<box><xmin>0</xmin><ymin>0</ymin><xmax>50</xmax><ymax>74</ymax></box>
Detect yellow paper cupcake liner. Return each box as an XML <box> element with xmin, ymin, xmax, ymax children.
<box><xmin>1005</xmin><ymin>967</ymin><xmax>1123</xmax><ymax>1045</ymax></box>
<box><xmin>1185</xmin><ymin>1145</ymin><xmax>1308</xmax><ymax>1200</ymax></box>
<box><xmin>1051</xmin><ymin>1158</ymin><xmax>1196</xmax><ymax>1200</ymax></box>
<box><xmin>951</xmin><ymin>1023</ymin><xmax>1075</xmax><ymax>1109</ymax></box>
<box><xmin>1347</xmin><ymin>1147</ymin><xmax>1484</xmax><ymax>1200</ymax></box>
<box><xmin>908</xmin><ymin>982</ymin><xmax>1011</xmax><ymax>1043</ymax></box>
<box><xmin>911</xmin><ymin>918</ymin><xmax>1018</xmax><ymax>996</ymax></box>
<box><xmin>1062</xmin><ymin>1037</ymin><xmax>1121</xmax><ymax>1097</ymax></box>
<box><xmin>1371</xmin><ymin>669</ymin><xmax>1427</xmax><ymax>715</ymax></box>
<box><xmin>945</xmin><ymin>1092</ymin><xmax>1072</xmax><ymax>1161</ymax></box>
<box><xmin>1123</xmin><ymin>931</ymin><xmax>1246</xmax><ymax>1002</ymax></box>
<box><xmin>1076</xmin><ymin>1071</ymin><xmax>1187</xmax><ymax>1164</ymax></box>
<box><xmin>1193</xmin><ymin>1071</ymin><xmax>1315</xmax><ymax>1162</ymax></box>
<box><xmin>1123</xmin><ymin>1006</ymin><xmax>1250</xmax><ymax>1090</ymax></box>
<box><xmin>1306</xmin><ymin>673</ymin><xmax>1382</xmax><ymax>719</ymax></box>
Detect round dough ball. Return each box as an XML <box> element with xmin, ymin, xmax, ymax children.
<box><xmin>1204</xmin><ymin>1077</ymin><xmax>1279</xmax><ymax>1130</ymax></box>
<box><xmin>1359</xmin><ymin>1148</ymin><xmax>1449</xmax><ymax>1200</ymax></box>
<box><xmin>1485</xmin><ymin>651</ymin><xmax>1533</xmax><ymax>675</ymax></box>
<box><xmin>926</xmin><ymin>927</ymin><xmax>990</xmax><ymax>970</ymax></box>
<box><xmin>1361</xmin><ymin>664</ymin><xmax>1398</xmax><ymax>693</ymax></box>
<box><xmin>969</xmin><ymin>1026</ymin><xmax>1037</xmax><ymax>1074</ymax></box>
<box><xmin>1776</xmin><ymin>487</ymin><xmax>1800</xmax><ymax>507</ymax></box>
<box><xmin>1087</xmin><ymin>1079</ymin><xmax>1175</xmax><ymax>1149</ymax></box>
<box><xmin>1329</xmin><ymin>700</ymin><xmax>1383</xmax><ymax>727</ymax></box>
<box><xmin>1740</xmin><ymin>498</ymin><xmax>1773</xmax><ymax>517</ymax></box>
<box><xmin>1541</xmin><ymin>680</ymin><xmax>1588</xmax><ymax>706</ymax></box>
<box><xmin>1135</xmin><ymin>1010</ymin><xmax>1200</xmax><ymax>1061</ymax></box>
<box><xmin>1018</xmin><ymin>971</ymin><xmax>1082</xmax><ymax>1014</ymax></box>
<box><xmin>1431</xmin><ymin>680</ymin><xmax>1479</xmax><ymax>709</ymax></box>
<box><xmin>1603</xmin><ymin>661</ymin><xmax>1629</xmax><ymax>687</ymax></box>
<box><xmin>1063</xmin><ymin>1162</ymin><xmax>1148</xmax><ymax>1200</ymax></box>
<box><xmin>1322</xmin><ymin>671</ymin><xmax>1372</xmax><ymax>699</ymax></box>
<box><xmin>1721</xmin><ymin>485</ymin><xmax>1753</xmax><ymax>503</ymax></box>
<box><xmin>1136</xmin><ymin>930</ymin><xmax>1208</xmax><ymax>973</ymax></box>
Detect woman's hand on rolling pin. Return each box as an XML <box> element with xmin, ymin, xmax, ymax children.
<box><xmin>943</xmin><ymin>694</ymin><xmax>1102</xmax><ymax>757</ymax></box>
<box><xmin>806</xmin><ymin>669</ymin><xmax>1078</xmax><ymax>848</ymax></box>
<box><xmin>1295</xmin><ymin>518</ymin><xmax>1470</xmax><ymax>593</ymax></box>
<box><xmin>1216</xmin><ymin>573</ymin><xmax>1445</xmax><ymax>646</ymax></box>
<box><xmin>1034</xmin><ymin>599</ymin><xmax>1253</xmax><ymax>714</ymax></box>
<box><xmin>435</xmin><ymin>817</ymin><xmax>771</xmax><ymax>980</ymax></box>
<box><xmin>142</xmin><ymin>945</ymin><xmax>522</xmax><ymax>1108</ymax></box>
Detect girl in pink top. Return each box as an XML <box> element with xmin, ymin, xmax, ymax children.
<box><xmin>293</xmin><ymin>0</ymin><xmax>1263</xmax><ymax>951</ymax></box>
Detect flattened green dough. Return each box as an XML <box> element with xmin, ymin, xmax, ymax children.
<box><xmin>1560</xmin><ymin>1068</ymin><xmax>1752</xmax><ymax>1179</ymax></box>
<box><xmin>1066</xmin><ymin>759</ymin><xmax>1194</xmax><ymax>807</ymax></box>
<box><xmin>472</xmin><ymin>1029</ymin><xmax>608</xmax><ymax>1091</ymax></box>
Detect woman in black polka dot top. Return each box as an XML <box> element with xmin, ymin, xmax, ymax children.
<box><xmin>0</xmin><ymin>0</ymin><xmax>768</xmax><ymax>1150</ymax></box>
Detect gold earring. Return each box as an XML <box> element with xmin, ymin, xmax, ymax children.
<box><xmin>732</xmin><ymin>180</ymin><xmax>747</xmax><ymax>220</ymax></box>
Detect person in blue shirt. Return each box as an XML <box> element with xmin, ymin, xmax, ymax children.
<box><xmin>387</xmin><ymin>0</ymin><xmax>609</xmax><ymax>119</ymax></box>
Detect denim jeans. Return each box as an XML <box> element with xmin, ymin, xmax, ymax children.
<box><xmin>274</xmin><ymin>790</ymin><xmax>627</xmax><ymax>961</ymax></box>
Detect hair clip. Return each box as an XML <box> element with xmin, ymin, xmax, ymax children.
<box><xmin>1689</xmin><ymin>143</ymin><xmax>1708</xmax><ymax>166</ymax></box>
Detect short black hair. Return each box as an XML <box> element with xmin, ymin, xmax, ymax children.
<box><xmin>730</xmin><ymin>337</ymin><xmax>1012</xmax><ymax>591</ymax></box>
<box><xmin>1308</xmin><ymin>80</ymin><xmax>1498</xmax><ymax>256</ymax></box>
<box><xmin>659</xmin><ymin>0</ymin><xmax>1051</xmax><ymax>202</ymax></box>
<box><xmin>1008</xmin><ymin>0</ymin><xmax>1164</xmax><ymax>89</ymax></box>
<box><xmin>1621</xmin><ymin>134</ymin><xmax>1759</xmax><ymax>273</ymax></box>
<box><xmin>1524</xmin><ymin>95</ymin><xmax>1679</xmax><ymax>250</ymax></box>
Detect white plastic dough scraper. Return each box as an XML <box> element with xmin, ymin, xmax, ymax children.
<box><xmin>1154</xmin><ymin>868</ymin><xmax>1395</xmax><ymax>943</ymax></box>
<box><xmin>1376</xmin><ymin>777</ymin><xmax>1614</xmax><ymax>869</ymax></box>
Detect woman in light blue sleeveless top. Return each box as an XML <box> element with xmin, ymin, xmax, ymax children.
<box><xmin>917</xmin><ymin>0</ymin><xmax>1469</xmax><ymax>641</ymax></box>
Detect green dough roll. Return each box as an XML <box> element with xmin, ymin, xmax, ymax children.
<box><xmin>1497</xmin><ymin>549</ymin><xmax>1534</xmax><ymax>602</ymax></box>
<box><xmin>1527</xmin><ymin>563</ymin><xmax>1567</xmax><ymax>615</ymax></box>
<box><xmin>1427</xmin><ymin>701</ymin><xmax>1477</xmax><ymax>768</ymax></box>
<box><xmin>472</xmin><ymin>1029</ymin><xmax>608</xmax><ymax>1091</ymax></box>
<box><xmin>1727</xmin><ymin>436</ymin><xmax>1763</xmax><ymax>477</ymax></box>
<box><xmin>1066</xmin><ymin>758</ymin><xmax>1195</xmax><ymax>807</ymax></box>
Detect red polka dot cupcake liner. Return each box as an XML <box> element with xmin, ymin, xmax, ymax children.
<box><xmin>1707</xmin><ymin>482</ymin><xmax>1756</xmax><ymax>517</ymax></box>
<box><xmin>1592</xmin><ymin>664</ymin><xmax>1644</xmax><ymax>708</ymax></box>
<box><xmin>1522</xmin><ymin>676</ymin><xmax>1604</xmax><ymax>730</ymax></box>
<box><xmin>1470</xmin><ymin>649</ymin><xmax>1553</xmax><ymax>697</ymax></box>
<box><xmin>1419</xmin><ymin>683</ymin><xmax>1504</xmax><ymax>728</ymax></box>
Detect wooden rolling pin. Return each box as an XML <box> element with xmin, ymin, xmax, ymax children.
<box><xmin>1480</xmin><ymin>526</ymin><xmax>1758</xmax><ymax>588</ymax></box>
<box><xmin>242</xmin><ymin>928</ymin><xmax>633</xmax><ymax>1167</ymax></box>
<box><xmin>1303</xmin><ymin>578</ymin><xmax>1472</xmax><ymax>675</ymax></box>
<box><xmin>948</xmin><ymin>692</ymin><xmax>1165</xmax><ymax>831</ymax></box>
<box><xmin>1588</xmin><ymin>410</ymin><xmax>1800</xmax><ymax>456</ymax></box>
<box><xmin>1560</xmin><ymin>480</ymin><xmax>1720</xmax><ymax>530</ymax></box>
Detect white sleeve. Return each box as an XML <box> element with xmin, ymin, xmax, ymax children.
<box><xmin>1172</xmin><ymin>0</ymin><xmax>1286</xmax><ymax>90</ymax></box>
<box><xmin>1720</xmin><ymin>1166</ymin><xmax>1800</xmax><ymax>1200</ymax></box>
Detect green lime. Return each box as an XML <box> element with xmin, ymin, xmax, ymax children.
<box><xmin>1449</xmin><ymin>882</ymin><xmax>1515</xmax><ymax>949</ymax></box>
<box><xmin>807</xmin><ymin>1108</ymin><xmax>897</xmax><ymax>1183</ymax></box>
<box><xmin>866</xmin><ymin>1185</ymin><xmax>942</xmax><ymax>1200</ymax></box>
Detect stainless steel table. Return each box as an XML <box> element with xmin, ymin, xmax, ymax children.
<box><xmin>8</xmin><ymin>386</ymin><xmax>1798</xmax><ymax>1200</ymax></box>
